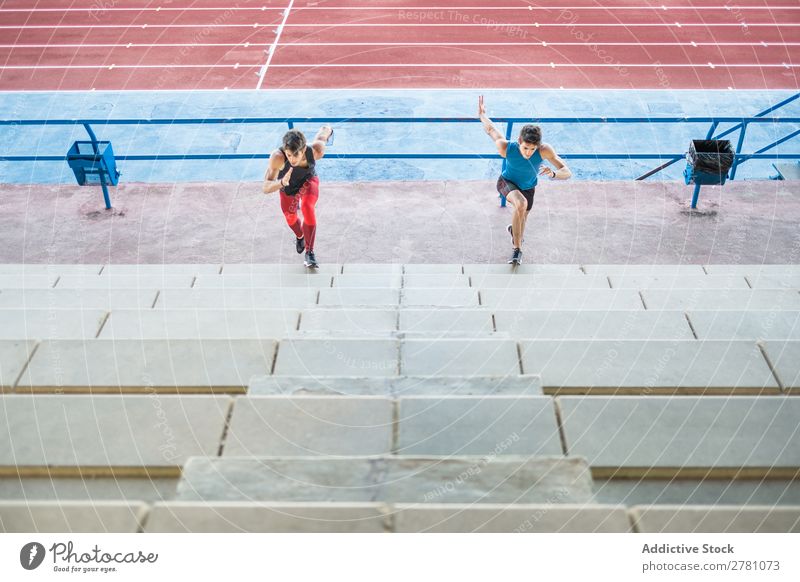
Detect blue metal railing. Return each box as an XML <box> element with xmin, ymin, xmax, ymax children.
<box><xmin>1</xmin><ymin>100</ymin><xmax>799</xmax><ymax>209</ymax></box>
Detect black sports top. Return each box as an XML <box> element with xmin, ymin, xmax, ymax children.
<box><xmin>278</xmin><ymin>146</ymin><xmax>316</xmax><ymax>195</ymax></box>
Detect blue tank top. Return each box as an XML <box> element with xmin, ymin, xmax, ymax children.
<box><xmin>501</xmin><ymin>141</ymin><xmax>542</xmax><ymax>190</ymax></box>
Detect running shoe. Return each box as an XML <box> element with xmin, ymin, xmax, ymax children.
<box><xmin>508</xmin><ymin>248</ymin><xmax>522</xmax><ymax>265</ymax></box>
<box><xmin>304</xmin><ymin>251</ymin><xmax>319</xmax><ymax>269</ymax></box>
<box><xmin>295</xmin><ymin>236</ymin><xmax>305</xmax><ymax>254</ymax></box>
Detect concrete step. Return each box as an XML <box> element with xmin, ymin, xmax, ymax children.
<box><xmin>705</xmin><ymin>265</ymin><xmax>800</xmax><ymax>276</ymax></box>
<box><xmin>0</xmin><ymin>394</ymin><xmax>230</xmax><ymax>467</ymax></box>
<box><xmin>630</xmin><ymin>505</ymin><xmax>800</xmax><ymax>533</ymax></box>
<box><xmin>471</xmin><ymin>274</ymin><xmax>610</xmax><ymax>289</ymax></box>
<box><xmin>340</xmin><ymin>264</ymin><xmax>403</xmax><ymax>274</ymax></box>
<box><xmin>762</xmin><ymin>341</ymin><xmax>800</xmax><ymax>393</ymax></box>
<box><xmin>401</xmin><ymin>339</ymin><xmax>519</xmax><ymax>376</ymax></box>
<box><xmin>0</xmin><ymin>265</ymin><xmax>102</xmax><ymax>276</ymax></box>
<box><xmin>404</xmin><ymin>264</ymin><xmax>462</xmax><ymax>274</ymax></box>
<box><xmin>396</xmin><ymin>396</ymin><xmax>561</xmax><ymax>456</ymax></box>
<box><xmin>175</xmin><ymin>455</ymin><xmax>593</xmax><ymax>503</ymax></box>
<box><xmin>221</xmin><ymin>395</ymin><xmax>561</xmax><ymax>457</ymax></box>
<box><xmin>12</xmin><ymin>307</ymin><xmax>797</xmax><ymax>342</ymax></box>
<box><xmin>401</xmin><ymin>289</ymin><xmax>479</xmax><ymax>307</ymax></box>
<box><xmin>248</xmin><ymin>375</ymin><xmax>543</xmax><ymax>397</ymax></box>
<box><xmin>56</xmin><ymin>275</ymin><xmax>194</xmax><ymax>289</ymax></box>
<box><xmin>9</xmin><ymin>338</ymin><xmax>789</xmax><ymax>393</ymax></box>
<box><xmin>274</xmin><ymin>339</ymin><xmax>398</xmax><ymax>377</ymax></box>
<box><xmin>0</xmin><ymin>501</ymin><xmax>144</xmax><ymax>533</ymax></box>
<box><xmin>392</xmin><ymin>504</ymin><xmax>631</xmax><ymax>533</ymax></box>
<box><xmin>224</xmin><ymin>396</ymin><xmax>394</xmax><ymax>457</ymax></box>
<box><xmin>318</xmin><ymin>288</ymin><xmax>399</xmax><ymax>307</ymax></box>
<box><xmin>494</xmin><ymin>310</ymin><xmax>694</xmax><ymax>339</ymax></box>
<box><xmin>101</xmin><ymin>264</ymin><xmax>221</xmax><ymax>276</ymax></box>
<box><xmin>222</xmin><ymin>264</ymin><xmax>341</xmax><ymax>275</ymax></box>
<box><xmin>463</xmin><ymin>264</ymin><xmax>582</xmax><ymax>275</ymax></box>
<box><xmin>558</xmin><ymin>396</ymin><xmax>800</xmax><ymax>478</ymax></box>
<box><xmin>16</xmin><ymin>339</ymin><xmax>275</xmax><ymax>393</ymax></box>
<box><xmin>330</xmin><ymin>274</ymin><xmax>477</xmax><ymax>288</ymax></box>
<box><xmin>143</xmin><ymin>502</ymin><xmax>631</xmax><ymax>533</ymax></box>
<box><xmin>745</xmin><ymin>274</ymin><xmax>800</xmax><ymax>289</ymax></box>
<box><xmin>155</xmin><ymin>288</ymin><xmax>319</xmax><ymax>309</ymax></box>
<box><xmin>480</xmin><ymin>289</ymin><xmax>644</xmax><ymax>310</ymax></box>
<box><xmin>0</xmin><ymin>340</ymin><xmax>35</xmax><ymax>391</ymax></box>
<box><xmin>4</xmin><ymin>498</ymin><xmax>797</xmax><ymax>533</ymax></box>
<box><xmin>583</xmin><ymin>265</ymin><xmax>706</xmax><ymax>275</ymax></box>
<box><xmin>100</xmin><ymin>309</ymin><xmax>300</xmax><ymax>339</ymax></box>
<box><xmin>641</xmin><ymin>289</ymin><xmax>800</xmax><ymax>310</ymax></box>
<box><xmin>0</xmin><ymin>289</ymin><xmax>159</xmax><ymax>309</ymax></box>
<box><xmin>273</xmin><ymin>339</ymin><xmax>521</xmax><ymax>377</ymax></box>
<box><xmin>299</xmin><ymin>309</ymin><xmax>397</xmax><ymax>333</ymax></box>
<box><xmin>331</xmin><ymin>274</ymin><xmax>402</xmax><ymax>288</ymax></box>
<box><xmin>145</xmin><ymin>502</ymin><xmax>389</xmax><ymax>533</ymax></box>
<box><xmin>593</xmin><ymin>476</ymin><xmax>800</xmax><ymax>508</ymax></box>
<box><xmin>520</xmin><ymin>340</ymin><xmax>779</xmax><ymax>394</ymax></box>
<box><xmin>608</xmin><ymin>275</ymin><xmax>749</xmax><ymax>289</ymax></box>
<box><xmin>0</xmin><ymin>309</ymin><xmax>107</xmax><ymax>340</ymax></box>
<box><xmin>403</xmin><ymin>274</ymin><xmax>471</xmax><ymax>288</ymax></box>
<box><xmin>399</xmin><ymin>310</ymin><xmax>493</xmax><ymax>333</ymax></box>
<box><xmin>0</xmin><ymin>274</ymin><xmax>57</xmax><ymax>289</ymax></box>
<box><xmin>688</xmin><ymin>311</ymin><xmax>800</xmax><ymax>340</ymax></box>
<box><xmin>0</xmin><ymin>477</ymin><xmax>177</xmax><ymax>503</ymax></box>
<box><xmin>195</xmin><ymin>274</ymin><xmax>332</xmax><ymax>288</ymax></box>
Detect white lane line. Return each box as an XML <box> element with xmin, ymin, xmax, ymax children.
<box><xmin>256</xmin><ymin>0</ymin><xmax>294</xmax><ymax>89</ymax></box>
<box><xmin>3</xmin><ymin>42</ymin><xmax>798</xmax><ymax>48</ymax></box>
<box><xmin>0</xmin><ymin>64</ymin><xmax>257</xmax><ymax>69</ymax></box>
<box><xmin>275</xmin><ymin>23</ymin><xmax>800</xmax><ymax>26</ymax></box>
<box><xmin>1</xmin><ymin>5</ymin><xmax>798</xmax><ymax>10</ymax></box>
<box><xmin>1</xmin><ymin>22</ymin><xmax>798</xmax><ymax>29</ymax></box>
<box><xmin>1</xmin><ymin>63</ymin><xmax>795</xmax><ymax>70</ymax></box>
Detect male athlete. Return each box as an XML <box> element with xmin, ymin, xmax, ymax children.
<box><xmin>478</xmin><ymin>96</ymin><xmax>571</xmax><ymax>264</ymax></box>
<box><xmin>263</xmin><ymin>125</ymin><xmax>333</xmax><ymax>268</ymax></box>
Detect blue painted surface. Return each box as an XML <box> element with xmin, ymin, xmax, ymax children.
<box><xmin>0</xmin><ymin>90</ymin><xmax>798</xmax><ymax>185</ymax></box>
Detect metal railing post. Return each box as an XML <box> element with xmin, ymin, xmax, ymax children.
<box><xmin>83</xmin><ymin>123</ymin><xmax>112</xmax><ymax>208</ymax></box>
<box><xmin>705</xmin><ymin>121</ymin><xmax>719</xmax><ymax>140</ymax></box>
<box><xmin>729</xmin><ymin>122</ymin><xmax>748</xmax><ymax>180</ymax></box>
<box><xmin>691</xmin><ymin>183</ymin><xmax>702</xmax><ymax>209</ymax></box>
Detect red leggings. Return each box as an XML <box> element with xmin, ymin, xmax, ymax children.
<box><xmin>279</xmin><ymin>176</ymin><xmax>319</xmax><ymax>252</ymax></box>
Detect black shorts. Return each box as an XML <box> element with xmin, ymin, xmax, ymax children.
<box><xmin>496</xmin><ymin>176</ymin><xmax>535</xmax><ymax>211</ymax></box>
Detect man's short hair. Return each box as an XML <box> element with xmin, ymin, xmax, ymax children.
<box><xmin>519</xmin><ymin>125</ymin><xmax>542</xmax><ymax>145</ymax></box>
<box><xmin>282</xmin><ymin>129</ymin><xmax>306</xmax><ymax>154</ymax></box>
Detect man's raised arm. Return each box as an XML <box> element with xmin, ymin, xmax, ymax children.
<box><xmin>478</xmin><ymin>95</ymin><xmax>508</xmax><ymax>157</ymax></box>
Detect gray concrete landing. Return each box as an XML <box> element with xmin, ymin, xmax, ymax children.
<box><xmin>1</xmin><ymin>179</ymin><xmax>799</xmax><ymax>265</ymax></box>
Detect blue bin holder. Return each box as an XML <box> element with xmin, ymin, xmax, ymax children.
<box><xmin>66</xmin><ymin>125</ymin><xmax>119</xmax><ymax>209</ymax></box>
<box><xmin>684</xmin><ymin>164</ymin><xmax>728</xmax><ymax>210</ymax></box>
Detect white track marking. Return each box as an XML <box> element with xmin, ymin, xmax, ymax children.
<box><xmin>0</xmin><ymin>63</ymin><xmax>794</xmax><ymax>70</ymax></box>
<box><xmin>1</xmin><ymin>23</ymin><xmax>797</xmax><ymax>29</ymax></box>
<box><xmin>256</xmin><ymin>0</ymin><xmax>294</xmax><ymax>89</ymax></box>
<box><xmin>3</xmin><ymin>42</ymin><xmax>797</xmax><ymax>48</ymax></box>
<box><xmin>0</xmin><ymin>5</ymin><xmax>798</xmax><ymax>10</ymax></box>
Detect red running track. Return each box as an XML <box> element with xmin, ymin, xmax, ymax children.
<box><xmin>0</xmin><ymin>0</ymin><xmax>797</xmax><ymax>90</ymax></box>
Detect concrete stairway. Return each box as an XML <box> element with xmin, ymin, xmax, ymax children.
<box><xmin>0</xmin><ymin>263</ymin><xmax>798</xmax><ymax>533</ymax></box>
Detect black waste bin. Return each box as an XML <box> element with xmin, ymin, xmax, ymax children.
<box><xmin>684</xmin><ymin>139</ymin><xmax>734</xmax><ymax>186</ymax></box>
